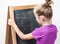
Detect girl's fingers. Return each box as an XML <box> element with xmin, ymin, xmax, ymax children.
<box><xmin>8</xmin><ymin>19</ymin><xmax>11</xmax><ymax>25</ymax></box>
<box><xmin>8</xmin><ymin>18</ymin><xmax>15</xmax><ymax>26</ymax></box>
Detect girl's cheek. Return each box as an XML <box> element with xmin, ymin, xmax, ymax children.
<box><xmin>36</xmin><ymin>18</ymin><xmax>39</xmax><ymax>22</ymax></box>
<box><xmin>36</xmin><ymin>19</ymin><xmax>40</xmax><ymax>24</ymax></box>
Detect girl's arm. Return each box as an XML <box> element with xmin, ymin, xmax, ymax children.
<box><xmin>8</xmin><ymin>19</ymin><xmax>33</xmax><ymax>40</ymax></box>
<box><xmin>13</xmin><ymin>24</ymin><xmax>33</xmax><ymax>40</ymax></box>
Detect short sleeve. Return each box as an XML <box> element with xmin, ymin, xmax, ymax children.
<box><xmin>31</xmin><ymin>28</ymin><xmax>46</xmax><ymax>40</ymax></box>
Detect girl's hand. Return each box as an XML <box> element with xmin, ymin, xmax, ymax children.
<box><xmin>8</xmin><ymin>18</ymin><xmax>16</xmax><ymax>27</ymax></box>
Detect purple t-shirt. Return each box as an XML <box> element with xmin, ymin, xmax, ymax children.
<box><xmin>31</xmin><ymin>24</ymin><xmax>58</xmax><ymax>44</ymax></box>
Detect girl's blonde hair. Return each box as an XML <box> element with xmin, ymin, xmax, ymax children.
<box><xmin>34</xmin><ymin>0</ymin><xmax>53</xmax><ymax>19</ymax></box>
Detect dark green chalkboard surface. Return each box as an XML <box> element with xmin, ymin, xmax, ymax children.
<box><xmin>14</xmin><ymin>9</ymin><xmax>40</xmax><ymax>44</ymax></box>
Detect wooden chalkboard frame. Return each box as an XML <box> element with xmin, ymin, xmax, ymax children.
<box><xmin>5</xmin><ymin>5</ymin><xmax>36</xmax><ymax>44</ymax></box>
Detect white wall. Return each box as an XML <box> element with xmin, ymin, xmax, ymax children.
<box><xmin>52</xmin><ymin>0</ymin><xmax>60</xmax><ymax>44</ymax></box>
<box><xmin>0</xmin><ymin>0</ymin><xmax>60</xmax><ymax>44</ymax></box>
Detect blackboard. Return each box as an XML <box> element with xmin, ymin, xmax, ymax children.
<box><xmin>14</xmin><ymin>9</ymin><xmax>40</xmax><ymax>44</ymax></box>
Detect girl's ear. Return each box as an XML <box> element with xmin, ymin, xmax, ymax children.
<box><xmin>42</xmin><ymin>18</ymin><xmax>45</xmax><ymax>22</ymax></box>
<box><xmin>42</xmin><ymin>18</ymin><xmax>46</xmax><ymax>22</ymax></box>
<box><xmin>38</xmin><ymin>15</ymin><xmax>46</xmax><ymax>22</ymax></box>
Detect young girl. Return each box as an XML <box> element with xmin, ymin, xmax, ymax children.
<box><xmin>8</xmin><ymin>0</ymin><xmax>58</xmax><ymax>44</ymax></box>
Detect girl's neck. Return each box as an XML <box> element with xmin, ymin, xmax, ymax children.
<box><xmin>42</xmin><ymin>20</ymin><xmax>52</xmax><ymax>26</ymax></box>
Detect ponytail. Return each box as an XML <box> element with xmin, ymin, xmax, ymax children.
<box><xmin>43</xmin><ymin>0</ymin><xmax>53</xmax><ymax>8</ymax></box>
